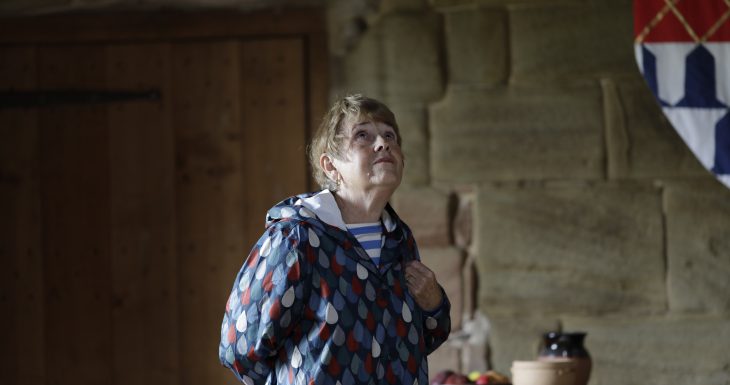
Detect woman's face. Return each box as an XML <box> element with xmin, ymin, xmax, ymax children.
<box><xmin>333</xmin><ymin>118</ymin><xmax>403</xmax><ymax>193</ymax></box>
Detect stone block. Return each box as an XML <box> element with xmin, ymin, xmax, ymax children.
<box><xmin>402</xmin><ymin>132</ymin><xmax>430</xmax><ymax>186</ymax></box>
<box><xmin>563</xmin><ymin>315</ymin><xmax>730</xmax><ymax>385</ymax></box>
<box><xmin>390</xmin><ymin>103</ymin><xmax>430</xmax><ymax>185</ymax></box>
<box><xmin>381</xmin><ymin>0</ymin><xmax>428</xmax><ymax>12</ymax></box>
<box><xmin>430</xmin><ymin>0</ymin><xmax>585</xmax><ymax>9</ymax></box>
<box><xmin>488</xmin><ymin>316</ymin><xmax>560</xmax><ymax>374</ymax></box>
<box><xmin>429</xmin><ymin>0</ymin><xmax>474</xmax><ymax>8</ymax></box>
<box><xmin>475</xmin><ymin>181</ymin><xmax>666</xmax><ymax>315</ymax></box>
<box><xmin>327</xmin><ymin>0</ymin><xmax>372</xmax><ymax>57</ymax></box>
<box><xmin>381</xmin><ymin>11</ymin><xmax>444</xmax><ymax>103</ymax></box>
<box><xmin>587</xmin><ymin>0</ymin><xmax>632</xmax><ymax>6</ymax></box>
<box><xmin>429</xmin><ymin>85</ymin><xmax>604</xmax><ymax>183</ymax></box>
<box><xmin>419</xmin><ymin>247</ymin><xmax>464</xmax><ymax>330</ymax></box>
<box><xmin>602</xmin><ymin>77</ymin><xmax>706</xmax><ymax>179</ymax></box>
<box><xmin>665</xmin><ymin>180</ymin><xmax>730</xmax><ymax>314</ymax></box>
<box><xmin>341</xmin><ymin>25</ymin><xmax>385</xmax><ymax>101</ymax></box>
<box><xmin>428</xmin><ymin>343</ymin><xmax>461</xmax><ymax>380</ymax></box>
<box><xmin>445</xmin><ymin>8</ymin><xmax>508</xmax><ymax>85</ymax></box>
<box><xmin>392</xmin><ymin>187</ymin><xmax>452</xmax><ymax>247</ymax></box>
<box><xmin>510</xmin><ymin>4</ymin><xmax>635</xmax><ymax>84</ymax></box>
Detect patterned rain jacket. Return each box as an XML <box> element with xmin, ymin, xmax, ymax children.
<box><xmin>219</xmin><ymin>190</ymin><xmax>451</xmax><ymax>385</ymax></box>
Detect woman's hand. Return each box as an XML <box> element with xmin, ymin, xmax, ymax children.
<box><xmin>404</xmin><ymin>260</ymin><xmax>444</xmax><ymax>311</ymax></box>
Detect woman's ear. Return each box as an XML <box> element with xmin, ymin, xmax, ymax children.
<box><xmin>320</xmin><ymin>153</ymin><xmax>338</xmax><ymax>181</ymax></box>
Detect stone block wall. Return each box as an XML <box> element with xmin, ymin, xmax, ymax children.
<box><xmin>333</xmin><ymin>0</ymin><xmax>730</xmax><ymax>384</ymax></box>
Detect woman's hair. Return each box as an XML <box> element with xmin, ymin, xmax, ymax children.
<box><xmin>308</xmin><ymin>94</ymin><xmax>401</xmax><ymax>191</ymax></box>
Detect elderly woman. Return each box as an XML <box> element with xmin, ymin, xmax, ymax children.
<box><xmin>219</xmin><ymin>95</ymin><xmax>451</xmax><ymax>385</ymax></box>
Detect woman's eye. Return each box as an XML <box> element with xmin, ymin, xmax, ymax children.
<box><xmin>385</xmin><ymin>132</ymin><xmax>396</xmax><ymax>140</ymax></box>
<box><xmin>355</xmin><ymin>131</ymin><xmax>369</xmax><ymax>139</ymax></box>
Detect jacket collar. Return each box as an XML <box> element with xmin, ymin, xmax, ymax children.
<box><xmin>298</xmin><ymin>189</ymin><xmax>398</xmax><ymax>233</ymax></box>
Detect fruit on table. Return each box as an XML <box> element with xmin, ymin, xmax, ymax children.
<box><xmin>431</xmin><ymin>370</ymin><xmax>454</xmax><ymax>385</ymax></box>
<box><xmin>443</xmin><ymin>373</ymin><xmax>470</xmax><ymax>384</ymax></box>
<box><xmin>475</xmin><ymin>373</ymin><xmax>490</xmax><ymax>384</ymax></box>
<box><xmin>432</xmin><ymin>369</ymin><xmax>511</xmax><ymax>384</ymax></box>
<box><xmin>476</xmin><ymin>370</ymin><xmax>511</xmax><ymax>384</ymax></box>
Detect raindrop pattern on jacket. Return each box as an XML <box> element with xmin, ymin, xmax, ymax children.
<box><xmin>219</xmin><ymin>193</ymin><xmax>451</xmax><ymax>385</ymax></box>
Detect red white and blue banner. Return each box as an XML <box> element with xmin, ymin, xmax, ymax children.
<box><xmin>634</xmin><ymin>0</ymin><xmax>730</xmax><ymax>188</ymax></box>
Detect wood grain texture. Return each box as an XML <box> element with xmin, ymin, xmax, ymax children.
<box><xmin>106</xmin><ymin>43</ymin><xmax>179</xmax><ymax>385</ymax></box>
<box><xmin>0</xmin><ymin>10</ymin><xmax>326</xmax><ymax>44</ymax></box>
<box><xmin>38</xmin><ymin>44</ymin><xmax>113</xmax><ymax>385</ymax></box>
<box><xmin>171</xmin><ymin>40</ymin><xmax>244</xmax><ymax>385</ymax></box>
<box><xmin>240</xmin><ymin>37</ymin><xmax>308</xmax><ymax>244</ymax></box>
<box><xmin>306</xmin><ymin>30</ymin><xmax>330</xmax><ymax>190</ymax></box>
<box><xmin>0</xmin><ymin>45</ymin><xmax>45</xmax><ymax>385</ymax></box>
<box><xmin>0</xmin><ymin>10</ymin><xmax>327</xmax><ymax>385</ymax></box>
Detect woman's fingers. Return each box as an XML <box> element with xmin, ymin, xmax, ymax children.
<box><xmin>404</xmin><ymin>261</ymin><xmax>443</xmax><ymax>311</ymax></box>
<box><xmin>405</xmin><ymin>260</ymin><xmax>434</xmax><ymax>280</ymax></box>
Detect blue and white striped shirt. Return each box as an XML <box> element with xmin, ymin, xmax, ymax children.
<box><xmin>346</xmin><ymin>222</ymin><xmax>383</xmax><ymax>266</ymax></box>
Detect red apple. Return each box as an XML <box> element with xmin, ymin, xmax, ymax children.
<box><xmin>444</xmin><ymin>373</ymin><xmax>469</xmax><ymax>384</ymax></box>
<box><xmin>431</xmin><ymin>370</ymin><xmax>454</xmax><ymax>385</ymax></box>
<box><xmin>475</xmin><ymin>373</ymin><xmax>490</xmax><ymax>385</ymax></box>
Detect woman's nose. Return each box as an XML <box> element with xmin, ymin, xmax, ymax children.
<box><xmin>374</xmin><ymin>135</ymin><xmax>390</xmax><ymax>151</ymax></box>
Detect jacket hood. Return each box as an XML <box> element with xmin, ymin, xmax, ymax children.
<box><xmin>265</xmin><ymin>189</ymin><xmax>399</xmax><ymax>234</ymax></box>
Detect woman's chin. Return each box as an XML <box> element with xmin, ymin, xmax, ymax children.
<box><xmin>370</xmin><ymin>175</ymin><xmax>402</xmax><ymax>190</ymax></box>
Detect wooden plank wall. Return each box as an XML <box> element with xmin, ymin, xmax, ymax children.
<box><xmin>240</xmin><ymin>38</ymin><xmax>308</xmax><ymax>245</ymax></box>
<box><xmin>0</xmin><ymin>45</ymin><xmax>44</xmax><ymax>385</ymax></box>
<box><xmin>172</xmin><ymin>40</ymin><xmax>245</xmax><ymax>385</ymax></box>
<box><xmin>107</xmin><ymin>43</ymin><xmax>178</xmax><ymax>385</ymax></box>
<box><xmin>39</xmin><ymin>44</ymin><xmax>113</xmax><ymax>385</ymax></box>
<box><xmin>0</xmin><ymin>10</ymin><xmax>326</xmax><ymax>385</ymax></box>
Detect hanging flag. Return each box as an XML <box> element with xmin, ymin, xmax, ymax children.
<box><xmin>634</xmin><ymin>0</ymin><xmax>730</xmax><ymax>188</ymax></box>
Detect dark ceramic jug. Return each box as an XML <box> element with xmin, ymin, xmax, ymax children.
<box><xmin>538</xmin><ymin>332</ymin><xmax>592</xmax><ymax>385</ymax></box>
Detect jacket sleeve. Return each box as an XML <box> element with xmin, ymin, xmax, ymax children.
<box><xmin>405</xmin><ymin>226</ymin><xmax>452</xmax><ymax>356</ymax></box>
<box><xmin>421</xmin><ymin>285</ymin><xmax>451</xmax><ymax>355</ymax></box>
<box><xmin>219</xmin><ymin>223</ymin><xmax>310</xmax><ymax>384</ymax></box>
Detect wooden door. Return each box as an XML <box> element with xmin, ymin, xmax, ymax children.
<box><xmin>0</xmin><ymin>10</ymin><xmax>327</xmax><ymax>385</ymax></box>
